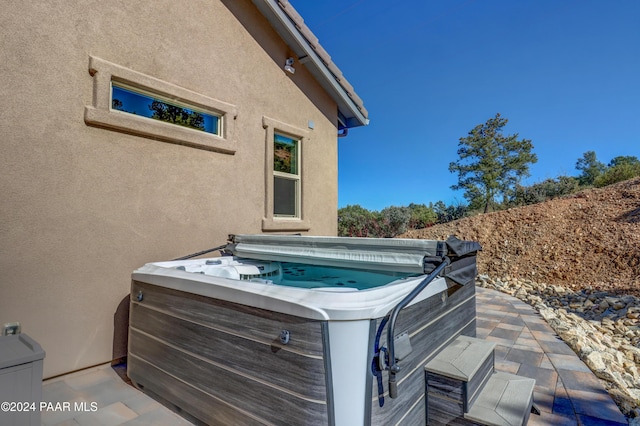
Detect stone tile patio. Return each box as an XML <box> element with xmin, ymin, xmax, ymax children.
<box><xmin>476</xmin><ymin>287</ymin><xmax>628</xmax><ymax>426</ymax></box>
<box><xmin>40</xmin><ymin>365</ymin><xmax>192</xmax><ymax>426</ymax></box>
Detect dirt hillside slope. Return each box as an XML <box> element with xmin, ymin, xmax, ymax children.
<box><xmin>403</xmin><ymin>177</ymin><xmax>640</xmax><ymax>296</ymax></box>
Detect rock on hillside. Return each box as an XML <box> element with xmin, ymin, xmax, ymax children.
<box><xmin>403</xmin><ymin>177</ymin><xmax>640</xmax><ymax>296</ymax></box>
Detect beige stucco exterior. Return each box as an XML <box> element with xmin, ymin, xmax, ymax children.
<box><xmin>0</xmin><ymin>0</ymin><xmax>358</xmax><ymax>378</ymax></box>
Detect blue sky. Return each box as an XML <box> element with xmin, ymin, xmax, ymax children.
<box><xmin>291</xmin><ymin>0</ymin><xmax>640</xmax><ymax>211</ymax></box>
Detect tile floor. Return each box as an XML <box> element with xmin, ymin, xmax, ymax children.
<box><xmin>476</xmin><ymin>287</ymin><xmax>628</xmax><ymax>426</ymax></box>
<box><xmin>37</xmin><ymin>287</ymin><xmax>628</xmax><ymax>425</ymax></box>
<box><xmin>40</xmin><ymin>365</ymin><xmax>192</xmax><ymax>426</ymax></box>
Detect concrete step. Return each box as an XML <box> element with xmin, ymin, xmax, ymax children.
<box><xmin>464</xmin><ymin>372</ymin><xmax>535</xmax><ymax>426</ymax></box>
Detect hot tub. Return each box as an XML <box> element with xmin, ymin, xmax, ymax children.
<box><xmin>128</xmin><ymin>235</ymin><xmax>480</xmax><ymax>425</ymax></box>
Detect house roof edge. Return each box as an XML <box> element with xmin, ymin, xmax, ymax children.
<box><xmin>252</xmin><ymin>0</ymin><xmax>369</xmax><ymax>129</ymax></box>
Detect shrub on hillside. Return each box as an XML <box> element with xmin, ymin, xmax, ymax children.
<box><xmin>338</xmin><ymin>203</ymin><xmax>448</xmax><ymax>237</ymax></box>
<box><xmin>434</xmin><ymin>201</ymin><xmax>469</xmax><ymax>223</ymax></box>
<box><xmin>594</xmin><ymin>157</ymin><xmax>640</xmax><ymax>188</ymax></box>
<box><xmin>379</xmin><ymin>206</ymin><xmax>412</xmax><ymax>237</ymax></box>
<box><xmin>510</xmin><ymin>176</ymin><xmax>580</xmax><ymax>206</ymax></box>
<box><xmin>337</xmin><ymin>204</ymin><xmax>380</xmax><ymax>237</ymax></box>
<box><xmin>407</xmin><ymin>203</ymin><xmax>438</xmax><ymax>229</ymax></box>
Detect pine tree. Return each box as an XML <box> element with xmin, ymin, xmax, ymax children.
<box><xmin>449</xmin><ymin>113</ymin><xmax>537</xmax><ymax>213</ymax></box>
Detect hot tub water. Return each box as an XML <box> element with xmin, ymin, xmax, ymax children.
<box><xmin>169</xmin><ymin>256</ymin><xmax>416</xmax><ymax>290</ymax></box>
<box><xmin>278</xmin><ymin>263</ymin><xmax>416</xmax><ymax>290</ymax></box>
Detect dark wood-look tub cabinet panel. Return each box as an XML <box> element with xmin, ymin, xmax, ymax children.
<box><xmin>128</xmin><ymin>281</ymin><xmax>330</xmax><ymax>425</ymax></box>
<box><xmin>128</xmin><ymin>356</ymin><xmax>266</xmax><ymax>426</ymax></box>
<box><xmin>369</xmin><ymin>283</ymin><xmax>476</xmax><ymax>426</ymax></box>
<box><xmin>129</xmin><ymin>303</ymin><xmax>328</xmax><ymax>402</ymax></box>
<box><xmin>131</xmin><ymin>281</ymin><xmax>324</xmax><ymax>356</ymax></box>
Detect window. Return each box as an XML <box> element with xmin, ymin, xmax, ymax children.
<box><xmin>85</xmin><ymin>56</ymin><xmax>237</xmax><ymax>154</ymax></box>
<box><xmin>273</xmin><ymin>133</ymin><xmax>299</xmax><ymax>217</ymax></box>
<box><xmin>262</xmin><ymin>117</ymin><xmax>310</xmax><ymax>231</ymax></box>
<box><xmin>111</xmin><ymin>83</ymin><xmax>221</xmax><ymax>135</ymax></box>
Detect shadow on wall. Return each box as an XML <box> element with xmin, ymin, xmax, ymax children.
<box><xmin>113</xmin><ymin>295</ymin><xmax>130</xmax><ymax>363</ymax></box>
<box><xmin>219</xmin><ymin>0</ymin><xmax>337</xmax><ymax>127</ymax></box>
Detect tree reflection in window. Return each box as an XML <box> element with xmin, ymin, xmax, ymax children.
<box><xmin>111</xmin><ymin>84</ymin><xmax>219</xmax><ymax>135</ymax></box>
<box><xmin>274</xmin><ymin>134</ymin><xmax>298</xmax><ymax>174</ymax></box>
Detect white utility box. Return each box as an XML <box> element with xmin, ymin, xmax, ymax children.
<box><xmin>0</xmin><ymin>334</ymin><xmax>46</xmax><ymax>426</ymax></box>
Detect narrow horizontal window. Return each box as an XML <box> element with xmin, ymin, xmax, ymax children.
<box><xmin>112</xmin><ymin>83</ymin><xmax>220</xmax><ymax>135</ymax></box>
<box><xmin>86</xmin><ymin>56</ymin><xmax>237</xmax><ymax>154</ymax></box>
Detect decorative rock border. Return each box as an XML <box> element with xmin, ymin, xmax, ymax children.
<box><xmin>476</xmin><ymin>275</ymin><xmax>640</xmax><ymax>421</ymax></box>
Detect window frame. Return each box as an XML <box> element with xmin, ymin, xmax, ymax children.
<box><xmin>85</xmin><ymin>56</ymin><xmax>237</xmax><ymax>154</ymax></box>
<box><xmin>262</xmin><ymin>116</ymin><xmax>310</xmax><ymax>231</ymax></box>
<box><xmin>273</xmin><ymin>132</ymin><xmax>300</xmax><ymax>218</ymax></box>
<box><xmin>111</xmin><ymin>82</ymin><xmax>223</xmax><ymax>137</ymax></box>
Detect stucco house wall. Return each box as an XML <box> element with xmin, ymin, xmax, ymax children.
<box><xmin>0</xmin><ymin>0</ymin><xmax>365</xmax><ymax>378</ymax></box>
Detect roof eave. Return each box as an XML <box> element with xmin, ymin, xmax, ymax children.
<box><xmin>252</xmin><ymin>0</ymin><xmax>369</xmax><ymax>129</ymax></box>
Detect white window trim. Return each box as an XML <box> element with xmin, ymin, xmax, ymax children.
<box><xmin>85</xmin><ymin>56</ymin><xmax>237</xmax><ymax>154</ymax></box>
<box><xmin>262</xmin><ymin>116</ymin><xmax>310</xmax><ymax>231</ymax></box>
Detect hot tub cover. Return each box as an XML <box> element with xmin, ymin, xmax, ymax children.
<box><xmin>227</xmin><ymin>234</ymin><xmax>480</xmax><ymax>278</ymax></box>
